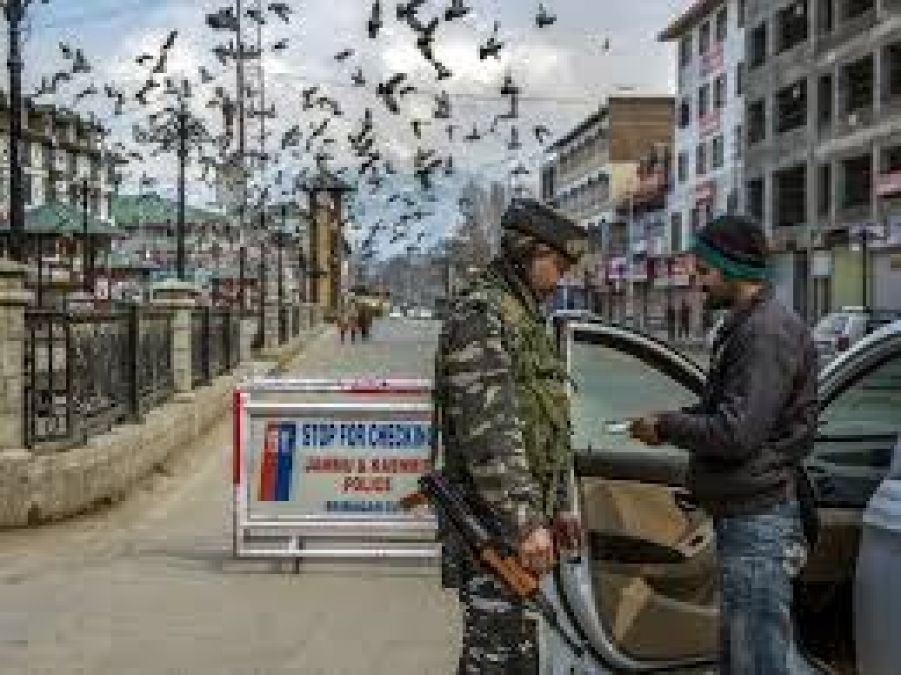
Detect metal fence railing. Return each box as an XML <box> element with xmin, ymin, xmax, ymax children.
<box><xmin>24</xmin><ymin>309</ymin><xmax>132</xmax><ymax>450</ymax></box>
<box><xmin>24</xmin><ymin>304</ymin><xmax>246</xmax><ymax>451</ymax></box>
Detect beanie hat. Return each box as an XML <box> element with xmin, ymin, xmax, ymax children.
<box><xmin>691</xmin><ymin>215</ymin><xmax>770</xmax><ymax>280</ymax></box>
<box><xmin>501</xmin><ymin>198</ymin><xmax>589</xmax><ymax>263</ymax></box>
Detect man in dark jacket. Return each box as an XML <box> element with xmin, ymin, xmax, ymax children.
<box><xmin>630</xmin><ymin>215</ymin><xmax>817</xmax><ymax>675</ymax></box>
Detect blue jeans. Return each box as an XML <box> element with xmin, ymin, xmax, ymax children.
<box><xmin>714</xmin><ymin>501</ymin><xmax>808</xmax><ymax>675</ymax></box>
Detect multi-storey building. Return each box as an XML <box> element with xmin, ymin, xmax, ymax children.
<box><xmin>742</xmin><ymin>0</ymin><xmax>901</xmax><ymax>319</ymax></box>
<box><xmin>540</xmin><ymin>97</ymin><xmax>674</xmax><ymax>315</ymax></box>
<box><xmin>660</xmin><ymin>0</ymin><xmax>748</xmax><ymax>255</ymax></box>
<box><xmin>0</xmin><ymin>101</ymin><xmax>118</xmax><ymax>225</ymax></box>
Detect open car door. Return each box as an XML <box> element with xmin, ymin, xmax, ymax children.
<box><xmin>550</xmin><ymin>317</ymin><xmax>901</xmax><ymax>674</ymax></box>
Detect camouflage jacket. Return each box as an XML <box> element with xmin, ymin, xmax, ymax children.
<box><xmin>434</xmin><ymin>259</ymin><xmax>573</xmax><ymax>538</ymax></box>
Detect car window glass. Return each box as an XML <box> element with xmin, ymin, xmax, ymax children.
<box><xmin>813</xmin><ymin>351</ymin><xmax>901</xmax><ymax>506</ymax></box>
<box><xmin>570</xmin><ymin>341</ymin><xmax>697</xmax><ymax>455</ymax></box>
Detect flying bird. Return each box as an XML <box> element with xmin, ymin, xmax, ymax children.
<box><xmin>368</xmin><ymin>0</ymin><xmax>382</xmax><ymax>38</ymax></box>
<box><xmin>273</xmin><ymin>39</ymin><xmax>289</xmax><ymax>51</ymax></box>
<box><xmin>59</xmin><ymin>42</ymin><xmax>74</xmax><ymax>60</ymax></box>
<box><xmin>508</xmin><ymin>126</ymin><xmax>521</xmax><ymax>150</ymax></box>
<box><xmin>444</xmin><ymin>0</ymin><xmax>471</xmax><ymax>21</ymax></box>
<box><xmin>536</xmin><ymin>3</ymin><xmax>557</xmax><ymax>29</ymax></box>
<box><xmin>376</xmin><ymin>72</ymin><xmax>406</xmax><ymax>114</ymax></box>
<box><xmin>396</xmin><ymin>0</ymin><xmax>427</xmax><ymax>22</ymax></box>
<box><xmin>534</xmin><ymin>124</ymin><xmax>551</xmax><ymax>144</ymax></box>
<box><xmin>199</xmin><ymin>66</ymin><xmax>215</xmax><ymax>83</ymax></box>
<box><xmin>334</xmin><ymin>48</ymin><xmax>354</xmax><ymax>61</ymax></box>
<box><xmin>463</xmin><ymin>124</ymin><xmax>481</xmax><ymax>141</ymax></box>
<box><xmin>136</xmin><ymin>53</ymin><xmax>154</xmax><ymax>65</ymax></box>
<box><xmin>479</xmin><ymin>22</ymin><xmax>504</xmax><ymax>60</ymax></box>
<box><xmin>351</xmin><ymin>67</ymin><xmax>366</xmax><ymax>87</ymax></box>
<box><xmin>433</xmin><ymin>90</ymin><xmax>451</xmax><ymax>119</ymax></box>
<box><xmin>162</xmin><ymin>30</ymin><xmax>178</xmax><ymax>51</ymax></box>
<box><xmin>399</xmin><ymin>84</ymin><xmax>417</xmax><ymax>97</ymax></box>
<box><xmin>268</xmin><ymin>2</ymin><xmax>292</xmax><ymax>22</ymax></box>
<box><xmin>72</xmin><ymin>49</ymin><xmax>91</xmax><ymax>74</ymax></box>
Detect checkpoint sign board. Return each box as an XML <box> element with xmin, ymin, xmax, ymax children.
<box><xmin>233</xmin><ymin>378</ymin><xmax>438</xmax><ymax>560</ymax></box>
<box><xmin>246</xmin><ymin>407</ymin><xmax>431</xmax><ymax>519</ymax></box>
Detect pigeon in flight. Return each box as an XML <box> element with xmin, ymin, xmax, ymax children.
<box><xmin>377</xmin><ymin>72</ymin><xmax>406</xmax><ymax>114</ymax></box>
<box><xmin>464</xmin><ymin>124</ymin><xmax>481</xmax><ymax>141</ymax></box>
<box><xmin>534</xmin><ymin>124</ymin><xmax>551</xmax><ymax>144</ymax></box>
<box><xmin>396</xmin><ymin>0</ymin><xmax>427</xmax><ymax>22</ymax></box>
<box><xmin>433</xmin><ymin>90</ymin><xmax>451</xmax><ymax>119</ymax></box>
<box><xmin>268</xmin><ymin>2</ymin><xmax>292</xmax><ymax>22</ymax></box>
<box><xmin>162</xmin><ymin>30</ymin><xmax>178</xmax><ymax>51</ymax></box>
<box><xmin>479</xmin><ymin>22</ymin><xmax>504</xmax><ymax>60</ymax></box>
<box><xmin>444</xmin><ymin>0</ymin><xmax>471</xmax><ymax>21</ymax></box>
<box><xmin>273</xmin><ymin>38</ymin><xmax>289</xmax><ymax>52</ymax></box>
<box><xmin>334</xmin><ymin>48</ymin><xmax>354</xmax><ymax>61</ymax></box>
<box><xmin>536</xmin><ymin>3</ymin><xmax>557</xmax><ymax>29</ymax></box>
<box><xmin>368</xmin><ymin>0</ymin><xmax>382</xmax><ymax>38</ymax></box>
<box><xmin>199</xmin><ymin>66</ymin><xmax>215</xmax><ymax>84</ymax></box>
<box><xmin>351</xmin><ymin>67</ymin><xmax>366</xmax><ymax>87</ymax></box>
<box><xmin>72</xmin><ymin>49</ymin><xmax>91</xmax><ymax>74</ymax></box>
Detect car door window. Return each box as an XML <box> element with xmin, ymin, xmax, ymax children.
<box><xmin>811</xmin><ymin>350</ymin><xmax>901</xmax><ymax>508</ymax></box>
<box><xmin>571</xmin><ymin>340</ymin><xmax>698</xmax><ymax>456</ymax></box>
<box><xmin>568</xmin><ymin>329</ymin><xmax>718</xmax><ymax>664</ymax></box>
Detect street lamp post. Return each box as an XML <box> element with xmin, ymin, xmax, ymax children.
<box><xmin>5</xmin><ymin>0</ymin><xmax>26</xmax><ymax>262</ymax></box>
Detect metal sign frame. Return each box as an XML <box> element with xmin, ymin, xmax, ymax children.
<box><xmin>232</xmin><ymin>378</ymin><xmax>439</xmax><ymax>560</ymax></box>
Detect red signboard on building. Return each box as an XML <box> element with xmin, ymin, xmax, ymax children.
<box><xmin>700</xmin><ymin>42</ymin><xmax>725</xmax><ymax>77</ymax></box>
<box><xmin>699</xmin><ymin>110</ymin><xmax>721</xmax><ymax>138</ymax></box>
<box><xmin>876</xmin><ymin>171</ymin><xmax>901</xmax><ymax>197</ymax></box>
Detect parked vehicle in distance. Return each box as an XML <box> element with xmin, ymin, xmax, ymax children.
<box><xmin>388</xmin><ymin>307</ymin><xmax>404</xmax><ymax>319</ymax></box>
<box><xmin>814</xmin><ymin>308</ymin><xmax>901</xmax><ymax>365</ymax></box>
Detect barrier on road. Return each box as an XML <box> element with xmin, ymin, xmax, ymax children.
<box><xmin>232</xmin><ymin>378</ymin><xmax>439</xmax><ymax>560</ymax></box>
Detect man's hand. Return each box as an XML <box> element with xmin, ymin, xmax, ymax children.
<box><xmin>519</xmin><ymin>526</ymin><xmax>556</xmax><ymax>577</ymax></box>
<box><xmin>630</xmin><ymin>416</ymin><xmax>662</xmax><ymax>446</ymax></box>
<box><xmin>553</xmin><ymin>512</ymin><xmax>583</xmax><ymax>554</ymax></box>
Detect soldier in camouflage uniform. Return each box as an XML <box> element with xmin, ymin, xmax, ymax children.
<box><xmin>434</xmin><ymin>198</ymin><xmax>589</xmax><ymax>674</ymax></box>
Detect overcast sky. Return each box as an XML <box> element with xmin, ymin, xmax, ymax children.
<box><xmin>9</xmin><ymin>0</ymin><xmax>687</xmax><ymax>251</ymax></box>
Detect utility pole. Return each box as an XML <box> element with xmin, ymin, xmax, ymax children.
<box><xmin>258</xmin><ymin>208</ymin><xmax>266</xmax><ymax>346</ymax></box>
<box><xmin>6</xmin><ymin>0</ymin><xmax>25</xmax><ymax>262</ymax></box>
<box><xmin>82</xmin><ymin>178</ymin><xmax>91</xmax><ymax>293</ymax></box>
<box><xmin>236</xmin><ymin>0</ymin><xmax>248</xmax><ymax>311</ymax></box>
<box><xmin>177</xmin><ymin>97</ymin><xmax>187</xmax><ymax>281</ymax></box>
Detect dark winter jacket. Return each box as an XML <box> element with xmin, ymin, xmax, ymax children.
<box><xmin>656</xmin><ymin>286</ymin><xmax>818</xmax><ymax>517</ymax></box>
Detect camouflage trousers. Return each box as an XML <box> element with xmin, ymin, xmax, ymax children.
<box><xmin>457</xmin><ymin>563</ymin><xmax>538</xmax><ymax>674</ymax></box>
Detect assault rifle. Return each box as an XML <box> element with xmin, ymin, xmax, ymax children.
<box><xmin>401</xmin><ymin>471</ymin><xmax>585</xmax><ymax>658</ymax></box>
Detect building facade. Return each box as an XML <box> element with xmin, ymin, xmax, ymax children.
<box><xmin>661</xmin><ymin>0</ymin><xmax>748</xmax><ymax>251</ymax></box>
<box><xmin>1</xmin><ymin>102</ymin><xmax>118</xmax><ymax>225</ymax></box>
<box><xmin>540</xmin><ymin>97</ymin><xmax>674</xmax><ymax>318</ymax></box>
<box><xmin>742</xmin><ymin>0</ymin><xmax>901</xmax><ymax>318</ymax></box>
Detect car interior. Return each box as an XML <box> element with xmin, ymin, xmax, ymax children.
<box><xmin>560</xmin><ymin>322</ymin><xmax>901</xmax><ymax>674</ymax></box>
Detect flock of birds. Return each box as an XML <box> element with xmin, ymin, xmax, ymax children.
<box><xmin>25</xmin><ymin>1</ymin><xmax>611</xmax><ymax>263</ymax></box>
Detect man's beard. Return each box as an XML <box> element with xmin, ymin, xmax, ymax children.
<box><xmin>702</xmin><ymin>286</ymin><xmax>734</xmax><ymax>311</ymax></box>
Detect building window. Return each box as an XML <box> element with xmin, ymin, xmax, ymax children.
<box><xmin>774</xmin><ymin>164</ymin><xmax>807</xmax><ymax>227</ymax></box>
<box><xmin>748</xmin><ymin>99</ymin><xmax>766</xmax><ymax>144</ymax></box>
<box><xmin>712</xmin><ymin>135</ymin><xmax>725</xmax><ymax>168</ymax></box>
<box><xmin>714</xmin><ymin>74</ymin><xmax>727</xmax><ymax>109</ymax></box>
<box><xmin>679</xmin><ymin>34</ymin><xmax>692</xmax><ymax>67</ymax></box>
<box><xmin>21</xmin><ymin>141</ymin><xmax>32</xmax><ymax>168</ymax></box>
<box><xmin>842</xmin><ymin>154</ymin><xmax>872</xmax><ymax>208</ymax></box>
<box><xmin>734</xmin><ymin>124</ymin><xmax>744</xmax><ymax>159</ymax></box>
<box><xmin>690</xmin><ymin>206</ymin><xmax>701</xmax><ymax>237</ymax></box>
<box><xmin>736</xmin><ymin>61</ymin><xmax>745</xmax><ymax>97</ymax></box>
<box><xmin>678</xmin><ymin>151</ymin><xmax>689</xmax><ymax>182</ymax></box>
<box><xmin>818</xmin><ymin>163</ymin><xmax>832</xmax><ymax>216</ymax></box>
<box><xmin>818</xmin><ymin>74</ymin><xmax>834</xmax><ymax>128</ymax></box>
<box><xmin>699</xmin><ymin>21</ymin><xmax>711</xmax><ymax>55</ymax></box>
<box><xmin>738</xmin><ymin>0</ymin><xmax>746</xmax><ymax>27</ymax></box>
<box><xmin>696</xmin><ymin>142</ymin><xmax>708</xmax><ymax>176</ymax></box>
<box><xmin>818</xmin><ymin>0</ymin><xmax>834</xmax><ymax>33</ymax></box>
<box><xmin>776</xmin><ymin>79</ymin><xmax>808</xmax><ymax>133</ymax></box>
<box><xmin>777</xmin><ymin>1</ymin><xmax>809</xmax><ymax>53</ymax></box>
<box><xmin>883</xmin><ymin>145</ymin><xmax>901</xmax><ymax>172</ymax></box>
<box><xmin>670</xmin><ymin>212</ymin><xmax>683</xmax><ymax>252</ymax></box>
<box><xmin>844</xmin><ymin>54</ymin><xmax>874</xmax><ymax>113</ymax></box>
<box><xmin>749</xmin><ymin>22</ymin><xmax>768</xmax><ymax>68</ymax></box>
<box><xmin>24</xmin><ymin>174</ymin><xmax>32</xmax><ymax>206</ymax></box>
<box><xmin>679</xmin><ymin>99</ymin><xmax>691</xmax><ymax>128</ymax></box>
<box><xmin>747</xmin><ymin>178</ymin><xmax>765</xmax><ymax>221</ymax></box>
<box><xmin>716</xmin><ymin>7</ymin><xmax>728</xmax><ymax>42</ymax></box>
<box><xmin>698</xmin><ymin>83</ymin><xmax>710</xmax><ymax>118</ymax></box>
<box><xmin>845</xmin><ymin>0</ymin><xmax>875</xmax><ymax>20</ymax></box>
<box><xmin>885</xmin><ymin>43</ymin><xmax>901</xmax><ymax>100</ymax></box>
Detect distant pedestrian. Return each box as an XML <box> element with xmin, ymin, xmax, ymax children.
<box><xmin>338</xmin><ymin>303</ymin><xmax>353</xmax><ymax>344</ymax></box>
<box><xmin>631</xmin><ymin>215</ymin><xmax>817</xmax><ymax>675</ymax></box>
<box><xmin>666</xmin><ymin>304</ymin><xmax>676</xmax><ymax>342</ymax></box>
<box><xmin>358</xmin><ymin>303</ymin><xmax>373</xmax><ymax>342</ymax></box>
<box><xmin>679</xmin><ymin>299</ymin><xmax>691</xmax><ymax>340</ymax></box>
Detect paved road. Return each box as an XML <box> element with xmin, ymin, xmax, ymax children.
<box><xmin>0</xmin><ymin>319</ymin><xmax>460</xmax><ymax>675</ymax></box>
